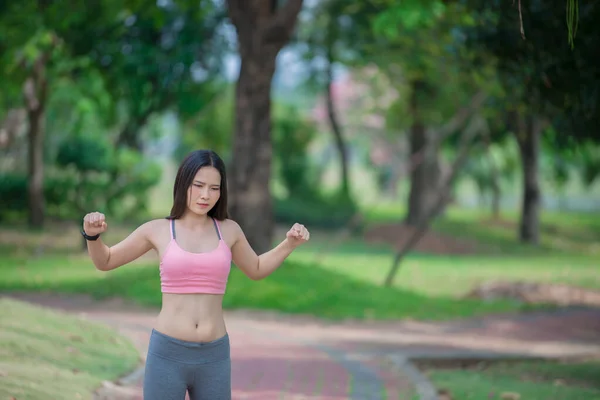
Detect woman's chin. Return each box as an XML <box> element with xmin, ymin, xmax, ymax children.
<box><xmin>191</xmin><ymin>206</ymin><xmax>211</xmax><ymax>215</ymax></box>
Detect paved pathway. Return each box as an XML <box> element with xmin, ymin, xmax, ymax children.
<box><xmin>5</xmin><ymin>293</ymin><xmax>600</xmax><ymax>400</ymax></box>
<box><xmin>5</xmin><ymin>293</ymin><xmax>417</xmax><ymax>400</ymax></box>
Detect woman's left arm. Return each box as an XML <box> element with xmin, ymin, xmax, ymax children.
<box><xmin>229</xmin><ymin>220</ymin><xmax>310</xmax><ymax>280</ymax></box>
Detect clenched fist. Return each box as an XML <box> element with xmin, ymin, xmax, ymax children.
<box><xmin>285</xmin><ymin>223</ymin><xmax>310</xmax><ymax>248</ymax></box>
<box><xmin>83</xmin><ymin>212</ymin><xmax>108</xmax><ymax>236</ymax></box>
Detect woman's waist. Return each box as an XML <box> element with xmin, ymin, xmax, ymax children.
<box><xmin>148</xmin><ymin>329</ymin><xmax>230</xmax><ymax>363</ymax></box>
<box><xmin>156</xmin><ymin>293</ymin><xmax>226</xmax><ymax>342</ymax></box>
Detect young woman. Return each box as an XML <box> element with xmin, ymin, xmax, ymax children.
<box><xmin>81</xmin><ymin>149</ymin><xmax>310</xmax><ymax>400</ymax></box>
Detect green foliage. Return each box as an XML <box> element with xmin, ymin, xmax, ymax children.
<box><xmin>176</xmin><ymin>84</ymin><xmax>234</xmax><ymax>163</ymax></box>
<box><xmin>0</xmin><ymin>147</ymin><xmax>162</xmax><ymax>222</ymax></box>
<box><xmin>274</xmin><ymin>193</ymin><xmax>357</xmax><ymax>230</ymax></box>
<box><xmin>462</xmin><ymin>137</ymin><xmax>519</xmax><ymax>200</ymax></box>
<box><xmin>8</xmin><ymin>29</ymin><xmax>62</xmax><ymax>72</ymax></box>
<box><xmin>0</xmin><ymin>175</ymin><xmax>29</xmax><ymax>215</ymax></box>
<box><xmin>372</xmin><ymin>0</ymin><xmax>447</xmax><ymax>36</ymax></box>
<box><xmin>272</xmin><ymin>103</ymin><xmax>318</xmax><ymax>198</ymax></box>
<box><xmin>46</xmin><ymin>66</ymin><xmax>114</xmax><ymax>141</ymax></box>
<box><xmin>270</xmin><ymin>101</ymin><xmax>358</xmax><ymax>229</ymax></box>
<box><xmin>542</xmin><ymin>132</ymin><xmax>600</xmax><ymax>190</ymax></box>
<box><xmin>88</xmin><ymin>0</ymin><xmax>229</xmax><ymax>148</ymax></box>
<box><xmin>464</xmin><ymin>0</ymin><xmax>600</xmax><ymax>144</ymax></box>
<box><xmin>1</xmin><ymin>0</ymin><xmax>229</xmax><ymax>151</ymax></box>
<box><xmin>56</xmin><ymin>136</ymin><xmax>112</xmax><ymax>173</ymax></box>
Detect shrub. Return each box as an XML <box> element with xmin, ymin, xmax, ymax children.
<box><xmin>0</xmin><ymin>142</ymin><xmax>161</xmax><ymax>222</ymax></box>
<box><xmin>274</xmin><ymin>191</ymin><xmax>359</xmax><ymax>231</ymax></box>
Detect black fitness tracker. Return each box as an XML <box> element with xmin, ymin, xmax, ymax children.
<box><xmin>80</xmin><ymin>229</ymin><xmax>101</xmax><ymax>241</ymax></box>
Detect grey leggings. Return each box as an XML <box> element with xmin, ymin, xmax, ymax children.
<box><xmin>143</xmin><ymin>329</ymin><xmax>231</xmax><ymax>400</ymax></box>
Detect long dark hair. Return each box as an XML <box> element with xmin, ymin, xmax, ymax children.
<box><xmin>167</xmin><ymin>150</ymin><xmax>229</xmax><ymax>220</ymax></box>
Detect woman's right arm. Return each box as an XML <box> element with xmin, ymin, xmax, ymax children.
<box><xmin>83</xmin><ymin>212</ymin><xmax>154</xmax><ymax>271</ymax></box>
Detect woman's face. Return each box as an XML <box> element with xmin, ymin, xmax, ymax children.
<box><xmin>187</xmin><ymin>166</ymin><xmax>221</xmax><ymax>215</ymax></box>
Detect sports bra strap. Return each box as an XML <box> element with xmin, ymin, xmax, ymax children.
<box><xmin>170</xmin><ymin>218</ymin><xmax>176</xmax><ymax>239</ymax></box>
<box><xmin>212</xmin><ymin>218</ymin><xmax>222</xmax><ymax>240</ymax></box>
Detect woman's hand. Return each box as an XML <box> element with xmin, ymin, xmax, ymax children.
<box><xmin>285</xmin><ymin>223</ymin><xmax>310</xmax><ymax>248</ymax></box>
<box><xmin>83</xmin><ymin>212</ymin><xmax>108</xmax><ymax>236</ymax></box>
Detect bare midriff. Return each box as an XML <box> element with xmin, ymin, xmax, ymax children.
<box><xmin>154</xmin><ymin>293</ymin><xmax>227</xmax><ymax>342</ymax></box>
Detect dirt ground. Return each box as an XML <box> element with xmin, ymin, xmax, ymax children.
<box><xmin>363</xmin><ymin>222</ymin><xmax>481</xmax><ymax>255</ymax></box>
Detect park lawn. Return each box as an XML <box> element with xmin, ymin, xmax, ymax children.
<box><xmin>289</xmin><ymin>204</ymin><xmax>600</xmax><ymax>297</ymax></box>
<box><xmin>289</xmin><ymin>245</ymin><xmax>600</xmax><ymax>298</ymax></box>
<box><xmin>0</xmin><ymin>252</ymin><xmax>526</xmax><ymax>321</ymax></box>
<box><xmin>364</xmin><ymin>204</ymin><xmax>600</xmax><ymax>256</ymax></box>
<box><xmin>0</xmin><ymin>206</ymin><xmax>598</xmax><ymax>320</ymax></box>
<box><xmin>0</xmin><ymin>297</ymin><xmax>139</xmax><ymax>400</ymax></box>
<box><xmin>424</xmin><ymin>360</ymin><xmax>600</xmax><ymax>400</ymax></box>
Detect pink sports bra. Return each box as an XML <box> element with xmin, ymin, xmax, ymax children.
<box><xmin>159</xmin><ymin>218</ymin><xmax>232</xmax><ymax>295</ymax></box>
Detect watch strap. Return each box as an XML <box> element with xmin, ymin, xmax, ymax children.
<box><xmin>81</xmin><ymin>229</ymin><xmax>100</xmax><ymax>241</ymax></box>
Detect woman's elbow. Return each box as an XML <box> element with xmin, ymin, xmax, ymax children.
<box><xmin>248</xmin><ymin>272</ymin><xmax>265</xmax><ymax>281</ymax></box>
<box><xmin>94</xmin><ymin>262</ymin><xmax>111</xmax><ymax>272</ymax></box>
<box><xmin>93</xmin><ymin>260</ymin><xmax>118</xmax><ymax>272</ymax></box>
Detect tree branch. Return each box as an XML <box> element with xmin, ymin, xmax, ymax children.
<box><xmin>263</xmin><ymin>0</ymin><xmax>304</xmax><ymax>43</ymax></box>
<box><xmin>437</xmin><ymin>90</ymin><xmax>487</xmax><ymax>141</ymax></box>
<box><xmin>383</xmin><ymin>114</ymin><xmax>487</xmax><ymax>287</ymax></box>
<box><xmin>225</xmin><ymin>0</ymin><xmax>247</xmax><ymax>30</ymax></box>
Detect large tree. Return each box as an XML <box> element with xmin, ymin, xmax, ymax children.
<box><xmin>0</xmin><ymin>0</ymin><xmax>227</xmax><ymax>227</ymax></box>
<box><xmin>465</xmin><ymin>0</ymin><xmax>600</xmax><ymax>244</ymax></box>
<box><xmin>225</xmin><ymin>0</ymin><xmax>304</xmax><ymax>253</ymax></box>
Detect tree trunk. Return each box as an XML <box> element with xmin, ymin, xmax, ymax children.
<box><xmin>325</xmin><ymin>48</ymin><xmax>350</xmax><ymax>199</ymax></box>
<box><xmin>226</xmin><ymin>0</ymin><xmax>304</xmax><ymax>253</ymax></box>
<box><xmin>516</xmin><ymin>114</ymin><xmax>542</xmax><ymax>244</ymax></box>
<box><xmin>486</xmin><ymin>138</ymin><xmax>501</xmax><ymax>219</ymax></box>
<box><xmin>23</xmin><ymin>60</ymin><xmax>48</xmax><ymax>229</ymax></box>
<box><xmin>405</xmin><ymin>80</ymin><xmax>441</xmax><ymax>226</ymax></box>
<box><xmin>27</xmin><ymin>106</ymin><xmax>45</xmax><ymax>229</ymax></box>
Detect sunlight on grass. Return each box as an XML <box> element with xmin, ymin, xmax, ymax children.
<box><xmin>0</xmin><ymin>254</ymin><xmax>524</xmax><ymax>321</ymax></box>
<box><xmin>290</xmin><ymin>246</ymin><xmax>600</xmax><ymax>297</ymax></box>
<box><xmin>0</xmin><ymin>298</ymin><xmax>139</xmax><ymax>400</ymax></box>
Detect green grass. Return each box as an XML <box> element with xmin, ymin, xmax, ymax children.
<box><xmin>0</xmin><ymin>252</ymin><xmax>527</xmax><ymax>321</ymax></box>
<box><xmin>298</xmin><ymin>204</ymin><xmax>600</xmax><ymax>297</ymax></box>
<box><xmin>0</xmin><ymin>297</ymin><xmax>139</xmax><ymax>400</ymax></box>
<box><xmin>425</xmin><ymin>360</ymin><xmax>600</xmax><ymax>400</ymax></box>
<box><xmin>290</xmin><ymin>245</ymin><xmax>600</xmax><ymax>297</ymax></box>
<box><xmin>0</xmin><ymin>205</ymin><xmax>598</xmax><ymax>321</ymax></box>
<box><xmin>364</xmin><ymin>204</ymin><xmax>600</xmax><ymax>256</ymax></box>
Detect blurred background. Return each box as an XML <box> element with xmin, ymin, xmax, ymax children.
<box><xmin>1</xmin><ymin>0</ymin><xmax>599</xmax><ymax>398</ymax></box>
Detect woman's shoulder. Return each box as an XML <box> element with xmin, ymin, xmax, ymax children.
<box><xmin>135</xmin><ymin>218</ymin><xmax>171</xmax><ymax>234</ymax></box>
<box><xmin>218</xmin><ymin>218</ymin><xmax>243</xmax><ymax>236</ymax></box>
<box><xmin>218</xmin><ymin>218</ymin><xmax>240</xmax><ymax>230</ymax></box>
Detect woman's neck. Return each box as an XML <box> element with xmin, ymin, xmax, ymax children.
<box><xmin>178</xmin><ymin>212</ymin><xmax>211</xmax><ymax>230</ymax></box>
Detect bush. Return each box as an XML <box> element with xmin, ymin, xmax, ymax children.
<box><xmin>0</xmin><ymin>174</ymin><xmax>28</xmax><ymax>214</ymax></box>
<box><xmin>0</xmin><ymin>145</ymin><xmax>161</xmax><ymax>222</ymax></box>
<box><xmin>272</xmin><ymin>103</ymin><xmax>321</xmax><ymax>199</ymax></box>
<box><xmin>274</xmin><ymin>192</ymin><xmax>359</xmax><ymax>231</ymax></box>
